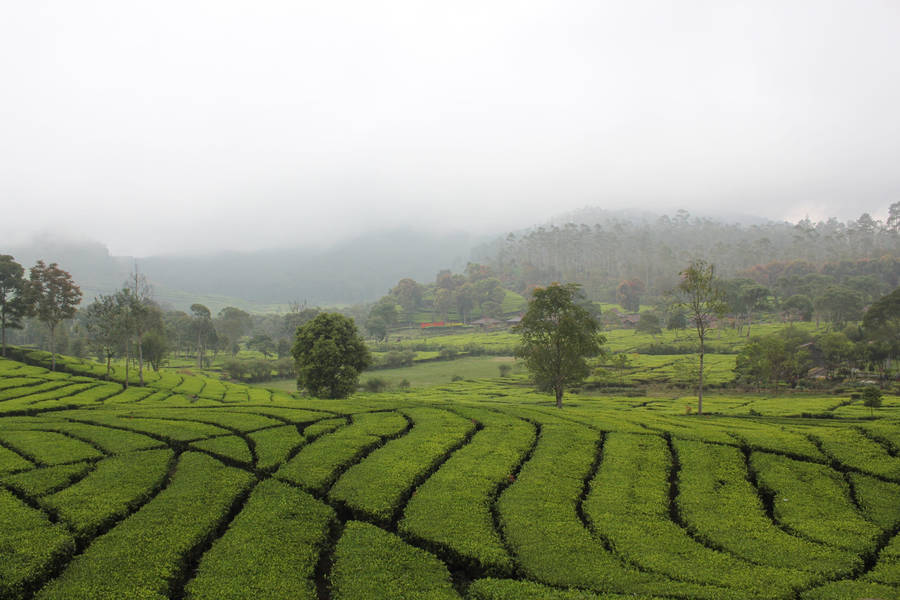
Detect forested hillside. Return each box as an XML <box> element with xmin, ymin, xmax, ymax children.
<box><xmin>477</xmin><ymin>206</ymin><xmax>900</xmax><ymax>301</ymax></box>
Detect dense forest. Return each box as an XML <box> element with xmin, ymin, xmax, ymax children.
<box><xmin>477</xmin><ymin>205</ymin><xmax>900</xmax><ymax>302</ymax></box>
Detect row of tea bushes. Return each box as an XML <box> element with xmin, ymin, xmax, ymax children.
<box><xmin>495</xmin><ymin>412</ymin><xmax>734</xmax><ymax>599</ymax></box>
<box><xmin>399</xmin><ymin>406</ymin><xmax>535</xmax><ymax>576</ymax></box>
<box><xmin>42</xmin><ymin>449</ymin><xmax>174</xmax><ymax>540</ymax></box>
<box><xmin>750</xmin><ymin>451</ymin><xmax>882</xmax><ymax>553</ymax></box>
<box><xmin>331</xmin><ymin>521</ymin><xmax>460</xmax><ymax>600</ymax></box>
<box><xmin>0</xmin><ymin>488</ymin><xmax>74</xmax><ymax>600</ymax></box>
<box><xmin>275</xmin><ymin>411</ymin><xmax>408</xmax><ymax>493</ymax></box>
<box><xmin>329</xmin><ymin>407</ymin><xmax>475</xmax><ymax>525</ymax></box>
<box><xmin>584</xmin><ymin>432</ymin><xmax>814</xmax><ymax>596</ymax></box>
<box><xmin>35</xmin><ymin>452</ymin><xmax>253</xmax><ymax>600</ymax></box>
<box><xmin>811</xmin><ymin>425</ymin><xmax>900</xmax><ymax>480</ymax></box>
<box><xmin>185</xmin><ymin>479</ymin><xmax>333</xmax><ymax>600</ymax></box>
<box><xmin>673</xmin><ymin>439</ymin><xmax>859</xmax><ymax>577</ymax></box>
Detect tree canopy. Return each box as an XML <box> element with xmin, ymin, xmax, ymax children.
<box><xmin>0</xmin><ymin>255</ymin><xmax>28</xmax><ymax>357</ymax></box>
<box><xmin>515</xmin><ymin>283</ymin><xmax>605</xmax><ymax>408</ymax></box>
<box><xmin>292</xmin><ymin>313</ymin><xmax>371</xmax><ymax>398</ymax></box>
<box><xmin>26</xmin><ymin>260</ymin><xmax>82</xmax><ymax>371</ymax></box>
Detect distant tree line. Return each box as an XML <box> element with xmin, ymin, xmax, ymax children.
<box><xmin>1</xmin><ymin>253</ymin><xmax>333</xmax><ymax>383</ymax></box>
<box><xmin>733</xmin><ymin>286</ymin><xmax>900</xmax><ymax>392</ymax></box>
<box><xmin>477</xmin><ymin>205</ymin><xmax>900</xmax><ymax>303</ymax></box>
<box><xmin>364</xmin><ymin>263</ymin><xmax>515</xmax><ymax>340</ymax></box>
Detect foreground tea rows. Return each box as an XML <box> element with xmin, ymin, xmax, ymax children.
<box><xmin>0</xmin><ymin>356</ymin><xmax>898</xmax><ymax>599</ymax></box>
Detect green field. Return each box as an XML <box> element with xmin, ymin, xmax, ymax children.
<box><xmin>1</xmin><ymin>353</ymin><xmax>899</xmax><ymax>600</ymax></box>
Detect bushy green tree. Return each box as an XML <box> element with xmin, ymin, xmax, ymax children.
<box><xmin>391</xmin><ymin>278</ymin><xmax>423</xmax><ymax>325</ymax></box>
<box><xmin>366</xmin><ymin>297</ymin><xmax>398</xmax><ymax>340</ymax></box>
<box><xmin>782</xmin><ymin>294</ymin><xmax>814</xmax><ymax>323</ymax></box>
<box><xmin>515</xmin><ymin>283</ymin><xmax>605</xmax><ymax>408</ymax></box>
<box><xmin>0</xmin><ymin>255</ymin><xmax>28</xmax><ymax>357</ymax></box>
<box><xmin>248</xmin><ymin>333</ymin><xmax>275</xmax><ymax>358</ymax></box>
<box><xmin>635</xmin><ymin>313</ymin><xmax>662</xmax><ymax>335</ymax></box>
<box><xmin>82</xmin><ymin>293</ymin><xmax>126</xmax><ymax>380</ymax></box>
<box><xmin>863</xmin><ymin>287</ymin><xmax>900</xmax><ymax>354</ymax></box>
<box><xmin>292</xmin><ymin>313</ymin><xmax>371</xmax><ymax>398</ymax></box>
<box><xmin>816</xmin><ymin>285</ymin><xmax>863</xmax><ymax>329</ymax></box>
<box><xmin>818</xmin><ymin>331</ymin><xmax>855</xmax><ymax>379</ymax></box>
<box><xmin>27</xmin><ymin>261</ymin><xmax>82</xmax><ymax>371</ymax></box>
<box><xmin>141</xmin><ymin>329</ymin><xmax>169</xmax><ymax>372</ymax></box>
<box><xmin>616</xmin><ymin>279</ymin><xmax>644</xmax><ymax>312</ymax></box>
<box><xmin>216</xmin><ymin>307</ymin><xmax>252</xmax><ymax>355</ymax></box>
<box><xmin>735</xmin><ymin>333</ymin><xmax>811</xmax><ymax>392</ymax></box>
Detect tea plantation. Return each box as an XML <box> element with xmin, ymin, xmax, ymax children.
<box><xmin>1</xmin><ymin>353</ymin><xmax>899</xmax><ymax>599</ymax></box>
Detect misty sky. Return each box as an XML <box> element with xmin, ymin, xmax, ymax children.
<box><xmin>2</xmin><ymin>1</ymin><xmax>899</xmax><ymax>256</ymax></box>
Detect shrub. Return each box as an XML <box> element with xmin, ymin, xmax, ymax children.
<box><xmin>383</xmin><ymin>350</ymin><xmax>415</xmax><ymax>368</ymax></box>
<box><xmin>274</xmin><ymin>357</ymin><xmax>295</xmax><ymax>378</ymax></box>
<box><xmin>861</xmin><ymin>385</ymin><xmax>883</xmax><ymax>415</ymax></box>
<box><xmin>245</xmin><ymin>359</ymin><xmax>273</xmax><ymax>382</ymax></box>
<box><xmin>438</xmin><ymin>347</ymin><xmax>458</xmax><ymax>360</ymax></box>
<box><xmin>221</xmin><ymin>358</ymin><xmax>246</xmax><ymax>381</ymax></box>
<box><xmin>363</xmin><ymin>377</ymin><xmax>389</xmax><ymax>393</ymax></box>
<box><xmin>221</xmin><ymin>358</ymin><xmax>275</xmax><ymax>382</ymax></box>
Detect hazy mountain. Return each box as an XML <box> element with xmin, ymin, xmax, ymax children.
<box><xmin>5</xmin><ymin>229</ymin><xmax>481</xmax><ymax>312</ymax></box>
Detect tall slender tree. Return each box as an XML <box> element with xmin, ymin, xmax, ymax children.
<box><xmin>0</xmin><ymin>255</ymin><xmax>28</xmax><ymax>357</ymax></box>
<box><xmin>190</xmin><ymin>303</ymin><xmax>213</xmax><ymax>368</ymax></box>
<box><xmin>126</xmin><ymin>270</ymin><xmax>154</xmax><ymax>386</ymax></box>
<box><xmin>26</xmin><ymin>261</ymin><xmax>82</xmax><ymax>371</ymax></box>
<box><xmin>115</xmin><ymin>289</ymin><xmax>136</xmax><ymax>388</ymax></box>
<box><xmin>673</xmin><ymin>260</ymin><xmax>726</xmax><ymax>415</ymax></box>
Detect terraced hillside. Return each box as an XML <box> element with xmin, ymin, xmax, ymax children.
<box><xmin>1</xmin><ymin>355</ymin><xmax>899</xmax><ymax>600</ymax></box>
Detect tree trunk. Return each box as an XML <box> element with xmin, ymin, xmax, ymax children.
<box><xmin>49</xmin><ymin>324</ymin><xmax>56</xmax><ymax>371</ymax></box>
<box><xmin>697</xmin><ymin>340</ymin><xmax>704</xmax><ymax>415</ymax></box>
<box><xmin>137</xmin><ymin>332</ymin><xmax>144</xmax><ymax>386</ymax></box>
<box><xmin>105</xmin><ymin>351</ymin><xmax>111</xmax><ymax>380</ymax></box>
<box><xmin>555</xmin><ymin>386</ymin><xmax>563</xmax><ymax>409</ymax></box>
<box><xmin>1</xmin><ymin>321</ymin><xmax>6</xmax><ymax>357</ymax></box>
<box><xmin>124</xmin><ymin>347</ymin><xmax>129</xmax><ymax>389</ymax></box>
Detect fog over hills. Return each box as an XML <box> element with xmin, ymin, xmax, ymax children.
<box><xmin>7</xmin><ymin>202</ymin><xmax>896</xmax><ymax>314</ymax></box>
<box><xmin>6</xmin><ymin>229</ymin><xmax>481</xmax><ymax>313</ymax></box>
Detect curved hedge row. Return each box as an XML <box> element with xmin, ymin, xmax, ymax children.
<box><xmin>329</xmin><ymin>407</ymin><xmax>475</xmax><ymax>525</ymax></box>
<box><xmin>35</xmin><ymin>452</ymin><xmax>254</xmax><ymax>600</ymax></box>
<box><xmin>585</xmin><ymin>432</ymin><xmax>814</xmax><ymax>596</ymax></box>
<box><xmin>399</xmin><ymin>407</ymin><xmax>535</xmax><ymax>576</ymax></box>
<box><xmin>673</xmin><ymin>439</ymin><xmax>859</xmax><ymax>577</ymax></box>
